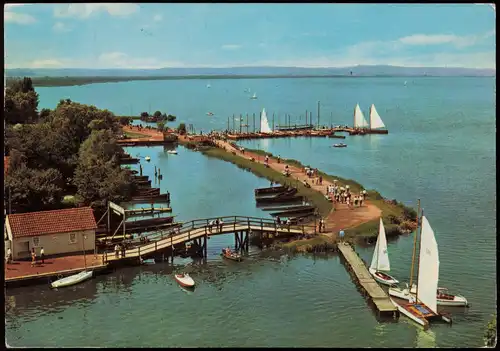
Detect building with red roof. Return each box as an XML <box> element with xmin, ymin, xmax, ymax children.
<box><xmin>5</xmin><ymin>207</ymin><xmax>97</xmax><ymax>260</ymax></box>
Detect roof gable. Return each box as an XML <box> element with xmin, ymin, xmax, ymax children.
<box><xmin>7</xmin><ymin>207</ymin><xmax>97</xmax><ymax>238</ymax></box>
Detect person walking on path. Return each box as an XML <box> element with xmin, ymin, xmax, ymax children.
<box><xmin>40</xmin><ymin>247</ymin><xmax>45</xmax><ymax>264</ymax></box>
<box><xmin>31</xmin><ymin>248</ymin><xmax>36</xmax><ymax>267</ymax></box>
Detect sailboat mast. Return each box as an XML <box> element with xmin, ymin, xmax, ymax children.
<box><xmin>415</xmin><ymin>208</ymin><xmax>424</xmax><ymax>302</ymax></box>
<box><xmin>409</xmin><ymin>199</ymin><xmax>421</xmax><ymax>288</ymax></box>
<box><xmin>353</xmin><ymin>105</ymin><xmax>356</xmax><ymax>128</ymax></box>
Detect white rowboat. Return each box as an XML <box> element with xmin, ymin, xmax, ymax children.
<box><xmin>51</xmin><ymin>270</ymin><xmax>93</xmax><ymax>288</ymax></box>
<box><xmin>167</xmin><ymin>150</ymin><xmax>177</xmax><ymax>155</ymax></box>
<box><xmin>145</xmin><ymin>156</ymin><xmax>151</xmax><ymax>161</ymax></box>
<box><xmin>174</xmin><ymin>273</ymin><xmax>195</xmax><ymax>288</ymax></box>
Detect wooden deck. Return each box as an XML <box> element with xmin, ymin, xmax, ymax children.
<box><xmin>103</xmin><ymin>216</ymin><xmax>307</xmax><ymax>263</ymax></box>
<box><xmin>337</xmin><ymin>243</ymin><xmax>398</xmax><ymax>317</ymax></box>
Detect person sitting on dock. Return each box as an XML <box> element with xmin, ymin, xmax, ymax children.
<box><xmin>219</xmin><ymin>218</ymin><xmax>224</xmax><ymax>232</ymax></box>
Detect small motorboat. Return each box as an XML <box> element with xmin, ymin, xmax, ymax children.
<box><xmin>140</xmin><ymin>257</ymin><xmax>155</xmax><ymax>265</ymax></box>
<box><xmin>333</xmin><ymin>143</ymin><xmax>347</xmax><ymax>148</ymax></box>
<box><xmin>51</xmin><ymin>270</ymin><xmax>93</xmax><ymax>288</ymax></box>
<box><xmin>174</xmin><ymin>273</ymin><xmax>195</xmax><ymax>288</ymax></box>
<box><xmin>390</xmin><ymin>284</ymin><xmax>469</xmax><ymax>307</ymax></box>
<box><xmin>167</xmin><ymin>150</ymin><xmax>178</xmax><ymax>155</ymax></box>
<box><xmin>206</xmin><ymin>112</ymin><xmax>214</xmax><ymax>116</ymax></box>
<box><xmin>250</xmin><ymin>93</ymin><xmax>257</xmax><ymax>100</ymax></box>
<box><xmin>221</xmin><ymin>248</ymin><xmax>242</xmax><ymax>262</ymax></box>
<box><xmin>145</xmin><ymin>156</ymin><xmax>151</xmax><ymax>162</ymax></box>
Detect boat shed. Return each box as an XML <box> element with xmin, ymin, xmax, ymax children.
<box><xmin>5</xmin><ymin>207</ymin><xmax>97</xmax><ymax>260</ymax></box>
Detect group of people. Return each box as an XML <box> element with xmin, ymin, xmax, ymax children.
<box><xmin>326</xmin><ymin>182</ymin><xmax>368</xmax><ymax>208</ymax></box>
<box><xmin>318</xmin><ymin>218</ymin><xmax>326</xmax><ymax>232</ymax></box>
<box><xmin>275</xmin><ymin>216</ymin><xmax>292</xmax><ymax>227</ymax></box>
<box><xmin>114</xmin><ymin>243</ymin><xmax>127</xmax><ymax>258</ymax></box>
<box><xmin>208</xmin><ymin>218</ymin><xmax>225</xmax><ymax>232</ymax></box>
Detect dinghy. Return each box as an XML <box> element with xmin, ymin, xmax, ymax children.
<box><xmin>368</xmin><ymin>218</ymin><xmax>399</xmax><ymax>286</ymax></box>
<box><xmin>145</xmin><ymin>156</ymin><xmax>151</xmax><ymax>162</ymax></box>
<box><xmin>333</xmin><ymin>143</ymin><xmax>347</xmax><ymax>148</ymax></box>
<box><xmin>250</xmin><ymin>93</ymin><xmax>257</xmax><ymax>100</ymax></box>
<box><xmin>167</xmin><ymin>150</ymin><xmax>177</xmax><ymax>155</ymax></box>
<box><xmin>390</xmin><ymin>285</ymin><xmax>469</xmax><ymax>307</ymax></box>
<box><xmin>389</xmin><ymin>209</ymin><xmax>452</xmax><ymax>329</ymax></box>
<box><xmin>221</xmin><ymin>248</ymin><xmax>242</xmax><ymax>262</ymax></box>
<box><xmin>140</xmin><ymin>257</ymin><xmax>155</xmax><ymax>265</ymax></box>
<box><xmin>174</xmin><ymin>273</ymin><xmax>195</xmax><ymax>288</ymax></box>
<box><xmin>51</xmin><ymin>270</ymin><xmax>93</xmax><ymax>288</ymax></box>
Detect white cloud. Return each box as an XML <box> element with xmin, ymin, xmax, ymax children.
<box><xmin>398</xmin><ymin>34</ymin><xmax>480</xmax><ymax>48</ymax></box>
<box><xmin>54</xmin><ymin>4</ymin><xmax>139</xmax><ymax>19</ymax></box>
<box><xmin>221</xmin><ymin>44</ymin><xmax>242</xmax><ymax>50</ymax></box>
<box><xmin>153</xmin><ymin>14</ymin><xmax>163</xmax><ymax>22</ymax></box>
<box><xmin>53</xmin><ymin>22</ymin><xmax>71</xmax><ymax>33</ymax></box>
<box><xmin>4</xmin><ymin>11</ymin><xmax>36</xmax><ymax>24</ymax></box>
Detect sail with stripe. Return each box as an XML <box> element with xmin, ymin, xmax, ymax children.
<box><xmin>354</xmin><ymin>104</ymin><xmax>369</xmax><ymax>128</ymax></box>
<box><xmin>416</xmin><ymin>216</ymin><xmax>440</xmax><ymax>314</ymax></box>
<box><xmin>369</xmin><ymin>104</ymin><xmax>386</xmax><ymax>129</ymax></box>
<box><xmin>260</xmin><ymin>108</ymin><xmax>272</xmax><ymax>133</ymax></box>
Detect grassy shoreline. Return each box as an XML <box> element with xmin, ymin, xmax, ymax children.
<box><xmin>179</xmin><ymin>139</ymin><xmax>418</xmax><ymax>246</ymax></box>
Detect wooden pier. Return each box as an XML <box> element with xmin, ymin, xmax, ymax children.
<box><xmin>124</xmin><ymin>207</ymin><xmax>172</xmax><ymax>216</ymax></box>
<box><xmin>337</xmin><ymin>243</ymin><xmax>399</xmax><ymax>319</ymax></box>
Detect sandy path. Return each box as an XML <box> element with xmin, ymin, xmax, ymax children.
<box><xmin>214</xmin><ymin>139</ymin><xmax>381</xmax><ymax>237</ymax></box>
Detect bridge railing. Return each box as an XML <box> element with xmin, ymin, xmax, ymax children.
<box><xmin>104</xmin><ymin>215</ymin><xmax>317</xmax><ymax>261</ymax></box>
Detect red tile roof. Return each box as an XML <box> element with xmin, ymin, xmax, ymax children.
<box><xmin>4</xmin><ymin>156</ymin><xmax>9</xmax><ymax>175</ymax></box>
<box><xmin>7</xmin><ymin>207</ymin><xmax>97</xmax><ymax>238</ymax></box>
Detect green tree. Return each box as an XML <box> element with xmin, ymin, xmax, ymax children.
<box><xmin>154</xmin><ymin>110</ymin><xmax>162</xmax><ymax>118</ymax></box>
<box><xmin>177</xmin><ymin>123</ymin><xmax>187</xmax><ymax>135</ymax></box>
<box><xmin>167</xmin><ymin>114</ymin><xmax>177</xmax><ymax>122</ymax></box>
<box><xmin>4</xmin><ymin>89</ymin><xmax>39</xmax><ymax>124</ymax></box>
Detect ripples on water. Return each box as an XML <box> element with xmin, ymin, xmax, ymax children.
<box><xmin>6</xmin><ymin>77</ymin><xmax>495</xmax><ymax>348</ymax></box>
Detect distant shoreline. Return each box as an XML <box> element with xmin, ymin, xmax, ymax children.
<box><xmin>6</xmin><ymin>74</ymin><xmax>495</xmax><ymax>88</ymax></box>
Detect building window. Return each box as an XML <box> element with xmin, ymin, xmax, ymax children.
<box><xmin>69</xmin><ymin>233</ymin><xmax>77</xmax><ymax>244</ymax></box>
<box><xmin>32</xmin><ymin>237</ymin><xmax>40</xmax><ymax>247</ymax></box>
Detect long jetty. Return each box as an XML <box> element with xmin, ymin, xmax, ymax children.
<box><xmin>337</xmin><ymin>243</ymin><xmax>399</xmax><ymax>319</ymax></box>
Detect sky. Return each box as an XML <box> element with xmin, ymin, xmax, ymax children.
<box><xmin>4</xmin><ymin>3</ymin><xmax>497</xmax><ymax>69</ymax></box>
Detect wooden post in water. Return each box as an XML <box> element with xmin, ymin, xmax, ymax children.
<box><xmin>317</xmin><ymin>100</ymin><xmax>320</xmax><ymax>128</ymax></box>
<box><xmin>409</xmin><ymin>199</ymin><xmax>421</xmax><ymax>290</ymax></box>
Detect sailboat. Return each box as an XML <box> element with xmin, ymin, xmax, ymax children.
<box><xmin>260</xmin><ymin>108</ymin><xmax>273</xmax><ymax>134</ymax></box>
<box><xmin>388</xmin><ymin>204</ymin><xmax>452</xmax><ymax>329</ymax></box>
<box><xmin>369</xmin><ymin>218</ymin><xmax>399</xmax><ymax>286</ymax></box>
<box><xmin>51</xmin><ymin>233</ymin><xmax>93</xmax><ymax>288</ymax></box>
<box><xmin>369</xmin><ymin>104</ymin><xmax>388</xmax><ymax>133</ymax></box>
<box><xmin>250</xmin><ymin>92</ymin><xmax>257</xmax><ymax>100</ymax></box>
<box><xmin>353</xmin><ymin>104</ymin><xmax>369</xmax><ymax>130</ymax></box>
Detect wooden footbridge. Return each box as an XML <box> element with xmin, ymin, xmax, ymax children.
<box><xmin>103</xmin><ymin>215</ymin><xmax>310</xmax><ymax>264</ymax></box>
<box><xmin>337</xmin><ymin>243</ymin><xmax>399</xmax><ymax>319</ymax></box>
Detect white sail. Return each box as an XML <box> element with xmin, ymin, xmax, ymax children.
<box><xmin>354</xmin><ymin>104</ymin><xmax>369</xmax><ymax>128</ymax></box>
<box><xmin>416</xmin><ymin>216</ymin><xmax>439</xmax><ymax>314</ymax></box>
<box><xmin>260</xmin><ymin>108</ymin><xmax>272</xmax><ymax>133</ymax></box>
<box><xmin>370</xmin><ymin>218</ymin><xmax>391</xmax><ymax>272</ymax></box>
<box><xmin>369</xmin><ymin>104</ymin><xmax>385</xmax><ymax>129</ymax></box>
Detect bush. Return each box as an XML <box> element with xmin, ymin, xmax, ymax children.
<box><xmin>485</xmin><ymin>314</ymin><xmax>497</xmax><ymax>347</ymax></box>
<box><xmin>157</xmin><ymin>121</ymin><xmax>165</xmax><ymax>132</ymax></box>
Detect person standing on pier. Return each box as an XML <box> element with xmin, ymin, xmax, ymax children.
<box><xmin>115</xmin><ymin>244</ymin><xmax>119</xmax><ymax>258</ymax></box>
<box><xmin>40</xmin><ymin>247</ymin><xmax>45</xmax><ymax>264</ymax></box>
<box><xmin>219</xmin><ymin>218</ymin><xmax>224</xmax><ymax>232</ymax></box>
<box><xmin>31</xmin><ymin>248</ymin><xmax>36</xmax><ymax>267</ymax></box>
<box><xmin>362</xmin><ymin>189</ymin><xmax>367</xmax><ymax>200</ymax></box>
<box><xmin>339</xmin><ymin>229</ymin><xmax>345</xmax><ymax>243</ymax></box>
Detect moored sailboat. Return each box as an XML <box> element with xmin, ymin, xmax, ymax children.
<box><xmin>389</xmin><ymin>203</ymin><xmax>452</xmax><ymax>329</ymax></box>
<box><xmin>368</xmin><ymin>218</ymin><xmax>399</xmax><ymax>286</ymax></box>
<box><xmin>353</xmin><ymin>104</ymin><xmax>369</xmax><ymax>131</ymax></box>
<box><xmin>369</xmin><ymin>104</ymin><xmax>388</xmax><ymax>134</ymax></box>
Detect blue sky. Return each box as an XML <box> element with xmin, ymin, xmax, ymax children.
<box><xmin>4</xmin><ymin>3</ymin><xmax>496</xmax><ymax>69</ymax></box>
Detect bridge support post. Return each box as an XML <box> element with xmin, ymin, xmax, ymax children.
<box><xmin>234</xmin><ymin>233</ymin><xmax>239</xmax><ymax>251</ymax></box>
<box><xmin>245</xmin><ymin>230</ymin><xmax>249</xmax><ymax>252</ymax></box>
<box><xmin>204</xmin><ymin>234</ymin><xmax>208</xmax><ymax>258</ymax></box>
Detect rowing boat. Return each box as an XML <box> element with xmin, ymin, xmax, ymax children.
<box><xmin>221</xmin><ymin>249</ymin><xmax>242</xmax><ymax>262</ymax></box>
<box><xmin>51</xmin><ymin>270</ymin><xmax>93</xmax><ymax>288</ymax></box>
<box><xmin>255</xmin><ymin>185</ymin><xmax>287</xmax><ymax>195</ymax></box>
<box><xmin>174</xmin><ymin>273</ymin><xmax>195</xmax><ymax>288</ymax></box>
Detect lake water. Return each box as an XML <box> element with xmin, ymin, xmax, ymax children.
<box><xmin>6</xmin><ymin>77</ymin><xmax>496</xmax><ymax>347</ymax></box>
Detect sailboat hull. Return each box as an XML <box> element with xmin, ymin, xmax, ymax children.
<box><xmin>367</xmin><ymin>129</ymin><xmax>388</xmax><ymax>134</ymax></box>
<box><xmin>390</xmin><ymin>286</ymin><xmax>468</xmax><ymax>307</ymax></box>
<box><xmin>368</xmin><ymin>268</ymin><xmax>399</xmax><ymax>286</ymax></box>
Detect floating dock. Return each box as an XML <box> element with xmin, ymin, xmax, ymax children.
<box><xmin>337</xmin><ymin>243</ymin><xmax>399</xmax><ymax>319</ymax></box>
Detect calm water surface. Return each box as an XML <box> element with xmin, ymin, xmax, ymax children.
<box><xmin>6</xmin><ymin>77</ymin><xmax>495</xmax><ymax>347</ymax></box>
